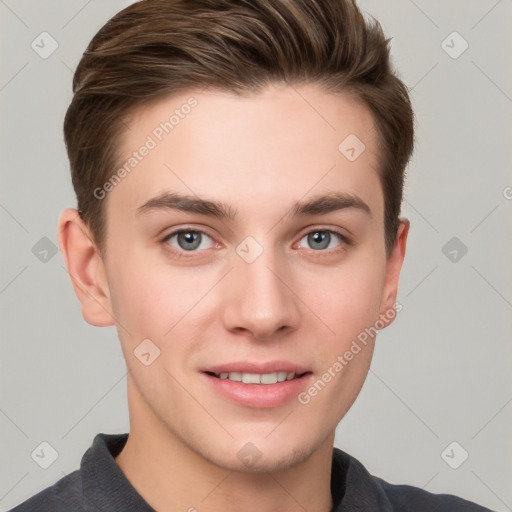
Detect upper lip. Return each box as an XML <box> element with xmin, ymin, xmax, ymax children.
<box><xmin>201</xmin><ymin>361</ymin><xmax>311</xmax><ymax>375</ymax></box>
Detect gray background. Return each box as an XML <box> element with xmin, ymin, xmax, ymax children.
<box><xmin>1</xmin><ymin>0</ymin><xmax>511</xmax><ymax>510</ymax></box>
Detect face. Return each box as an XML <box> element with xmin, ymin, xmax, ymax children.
<box><xmin>74</xmin><ymin>83</ymin><xmax>407</xmax><ymax>472</ymax></box>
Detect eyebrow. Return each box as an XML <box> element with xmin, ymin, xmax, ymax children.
<box><xmin>137</xmin><ymin>192</ymin><xmax>237</xmax><ymax>219</ymax></box>
<box><xmin>136</xmin><ymin>191</ymin><xmax>372</xmax><ymax>220</ymax></box>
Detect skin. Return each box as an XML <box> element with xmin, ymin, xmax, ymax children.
<box><xmin>59</xmin><ymin>82</ymin><xmax>409</xmax><ymax>512</ymax></box>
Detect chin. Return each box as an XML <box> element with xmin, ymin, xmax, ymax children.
<box><xmin>212</xmin><ymin>445</ymin><xmax>314</xmax><ymax>473</ymax></box>
<box><xmin>183</xmin><ymin>427</ymin><xmax>325</xmax><ymax>474</ymax></box>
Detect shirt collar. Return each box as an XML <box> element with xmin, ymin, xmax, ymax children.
<box><xmin>81</xmin><ymin>432</ymin><xmax>154</xmax><ymax>511</ymax></box>
<box><xmin>332</xmin><ymin>447</ymin><xmax>393</xmax><ymax>511</ymax></box>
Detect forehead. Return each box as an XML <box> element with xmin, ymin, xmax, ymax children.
<box><xmin>108</xmin><ymin>83</ymin><xmax>383</xmax><ymax>225</ymax></box>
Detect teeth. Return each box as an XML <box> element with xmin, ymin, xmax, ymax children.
<box><xmin>260</xmin><ymin>372</ymin><xmax>278</xmax><ymax>384</ymax></box>
<box><xmin>242</xmin><ymin>373</ymin><xmax>261</xmax><ymax>384</ymax></box>
<box><xmin>216</xmin><ymin>371</ymin><xmax>298</xmax><ymax>384</ymax></box>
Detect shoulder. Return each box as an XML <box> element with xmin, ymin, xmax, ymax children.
<box><xmin>8</xmin><ymin>470</ymin><xmax>87</xmax><ymax>512</ymax></box>
<box><xmin>332</xmin><ymin>448</ymin><xmax>495</xmax><ymax>512</ymax></box>
<box><xmin>374</xmin><ymin>476</ymin><xmax>494</xmax><ymax>512</ymax></box>
<box><xmin>8</xmin><ymin>432</ymin><xmax>142</xmax><ymax>512</ymax></box>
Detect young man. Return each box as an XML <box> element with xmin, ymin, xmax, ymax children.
<box><xmin>10</xmin><ymin>0</ymin><xmax>495</xmax><ymax>511</ymax></box>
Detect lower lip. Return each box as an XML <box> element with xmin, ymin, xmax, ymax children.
<box><xmin>202</xmin><ymin>373</ymin><xmax>313</xmax><ymax>408</ymax></box>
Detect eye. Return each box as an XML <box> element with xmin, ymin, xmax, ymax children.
<box><xmin>163</xmin><ymin>229</ymin><xmax>215</xmax><ymax>252</ymax></box>
<box><xmin>297</xmin><ymin>229</ymin><xmax>347</xmax><ymax>251</ymax></box>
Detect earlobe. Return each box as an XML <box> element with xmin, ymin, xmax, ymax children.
<box><xmin>378</xmin><ymin>218</ymin><xmax>410</xmax><ymax>328</ymax></box>
<box><xmin>58</xmin><ymin>208</ymin><xmax>115</xmax><ymax>327</ymax></box>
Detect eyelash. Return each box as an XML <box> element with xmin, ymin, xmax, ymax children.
<box><xmin>160</xmin><ymin>226</ymin><xmax>351</xmax><ymax>258</ymax></box>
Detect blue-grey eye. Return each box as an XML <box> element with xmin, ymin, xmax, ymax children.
<box><xmin>166</xmin><ymin>230</ymin><xmax>214</xmax><ymax>251</ymax></box>
<box><xmin>299</xmin><ymin>230</ymin><xmax>343</xmax><ymax>251</ymax></box>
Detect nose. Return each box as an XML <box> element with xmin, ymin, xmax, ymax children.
<box><xmin>221</xmin><ymin>246</ymin><xmax>301</xmax><ymax>341</ymax></box>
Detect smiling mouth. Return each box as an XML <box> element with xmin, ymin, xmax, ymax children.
<box><xmin>205</xmin><ymin>371</ymin><xmax>310</xmax><ymax>384</ymax></box>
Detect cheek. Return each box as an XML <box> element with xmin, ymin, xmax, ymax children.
<box><xmin>295</xmin><ymin>257</ymin><xmax>386</xmax><ymax>399</ymax></box>
<box><xmin>296</xmin><ymin>265</ymin><xmax>383</xmax><ymax>423</ymax></box>
<box><xmin>307</xmin><ymin>258</ymin><xmax>385</xmax><ymax>339</ymax></box>
<box><xmin>106</xmin><ymin>253</ymin><xmax>174</xmax><ymax>337</ymax></box>
<box><xmin>106</xmin><ymin>252</ymin><xmax>217</xmax><ymax>346</ymax></box>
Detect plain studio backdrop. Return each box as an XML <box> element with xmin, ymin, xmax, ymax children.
<box><xmin>0</xmin><ymin>1</ymin><xmax>511</xmax><ymax>510</ymax></box>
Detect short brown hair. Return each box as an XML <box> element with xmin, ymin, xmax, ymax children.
<box><xmin>64</xmin><ymin>0</ymin><xmax>414</xmax><ymax>256</ymax></box>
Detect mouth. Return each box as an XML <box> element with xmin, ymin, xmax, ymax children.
<box><xmin>200</xmin><ymin>363</ymin><xmax>313</xmax><ymax>408</ymax></box>
<box><xmin>205</xmin><ymin>371</ymin><xmax>309</xmax><ymax>384</ymax></box>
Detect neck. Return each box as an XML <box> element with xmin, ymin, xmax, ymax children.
<box><xmin>115</xmin><ymin>376</ymin><xmax>334</xmax><ymax>512</ymax></box>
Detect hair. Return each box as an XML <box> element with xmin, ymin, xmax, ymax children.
<box><xmin>64</xmin><ymin>0</ymin><xmax>414</xmax><ymax>257</ymax></box>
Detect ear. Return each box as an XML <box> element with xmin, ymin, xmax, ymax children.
<box><xmin>58</xmin><ymin>208</ymin><xmax>115</xmax><ymax>327</ymax></box>
<box><xmin>378</xmin><ymin>218</ymin><xmax>410</xmax><ymax>328</ymax></box>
